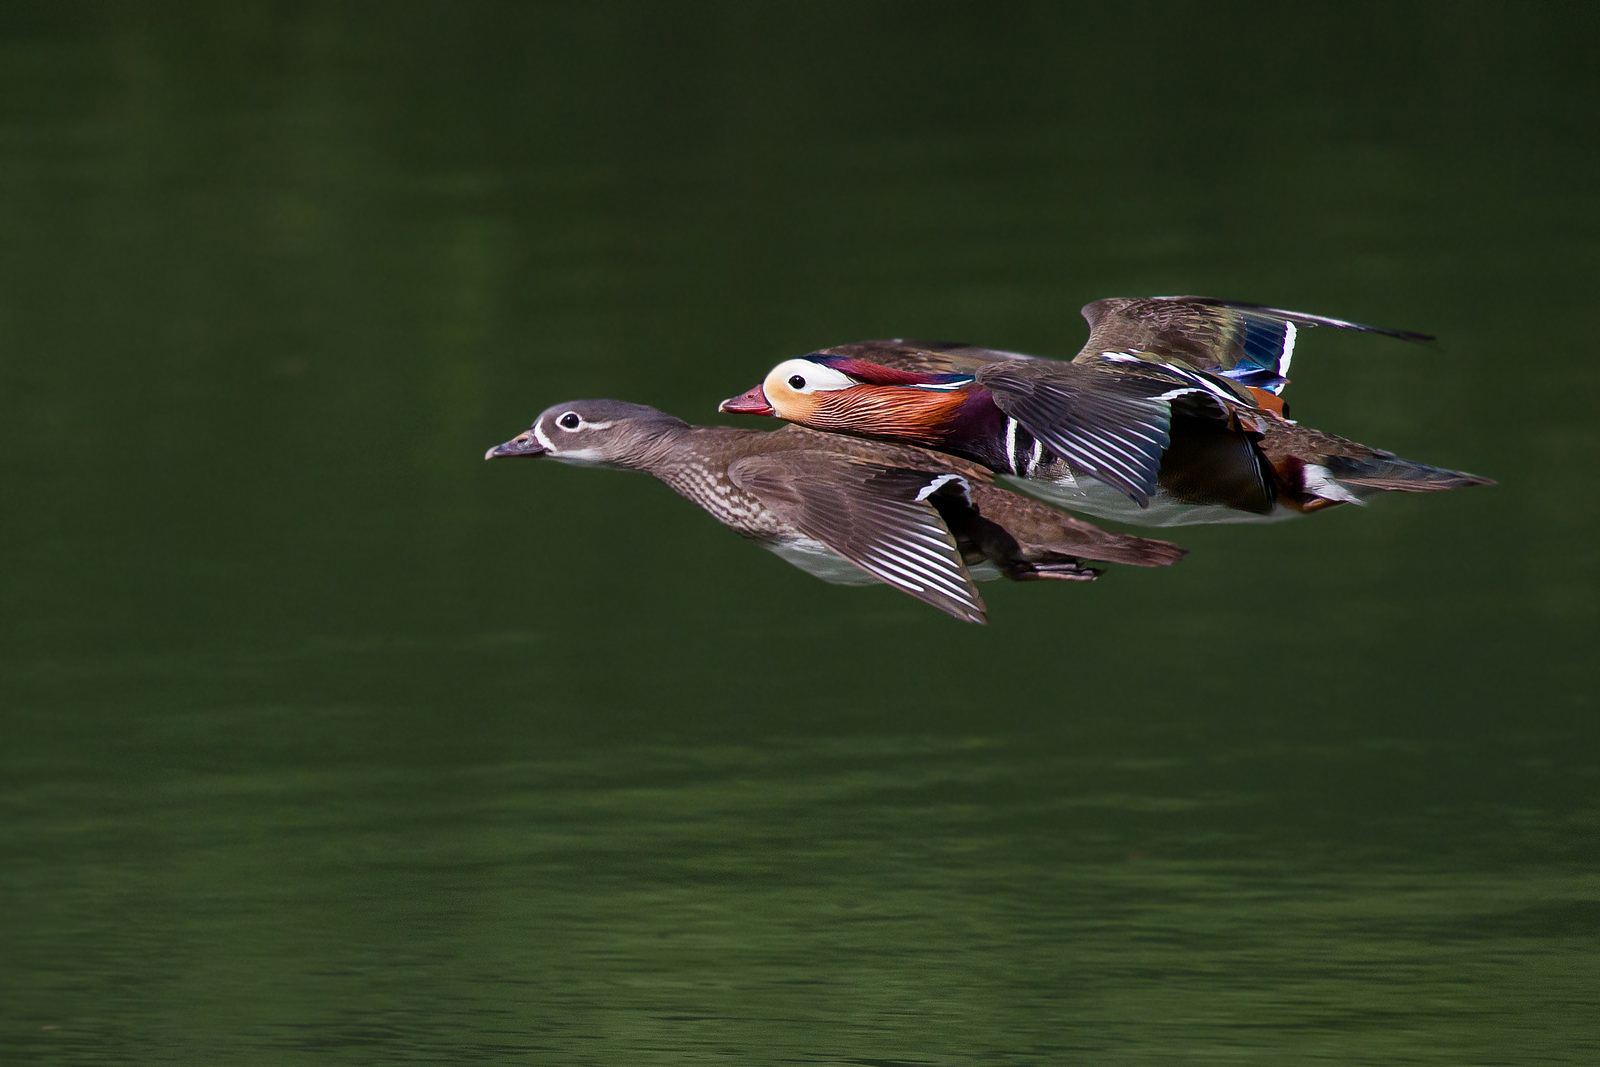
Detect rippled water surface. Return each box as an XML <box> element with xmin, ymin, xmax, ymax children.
<box><xmin>4</xmin><ymin>4</ymin><xmax>1599</xmax><ymax>1064</ymax></box>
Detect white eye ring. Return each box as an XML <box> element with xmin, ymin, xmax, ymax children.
<box><xmin>767</xmin><ymin>358</ymin><xmax>855</xmax><ymax>394</ymax></box>
<box><xmin>557</xmin><ymin>411</ymin><xmax>583</xmax><ymax>430</ymax></box>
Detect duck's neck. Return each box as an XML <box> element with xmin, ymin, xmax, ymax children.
<box><xmin>626</xmin><ymin>422</ymin><xmax>696</xmax><ymax>477</ymax></box>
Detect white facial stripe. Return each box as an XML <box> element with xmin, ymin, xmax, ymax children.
<box><xmin>540</xmin><ymin>413</ymin><xmax>614</xmax><ymax>451</ymax></box>
<box><xmin>531</xmin><ymin>418</ymin><xmax>556</xmax><ymax>452</ymax></box>
<box><xmin>768</xmin><ymin>358</ymin><xmax>857</xmax><ymax>393</ymax></box>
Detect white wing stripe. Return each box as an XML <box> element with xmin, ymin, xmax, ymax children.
<box><xmin>871</xmin><ymin>543</ymin><xmax>974</xmax><ymax>598</ymax></box>
<box><xmin>914</xmin><ymin>473</ymin><xmax>964</xmax><ymax>502</ymax></box>
<box><xmin>871</xmin><ymin>556</ymin><xmax>972</xmax><ymax>602</ymax></box>
<box><xmin>1077</xmin><ymin>428</ymin><xmax>1151</xmax><ymax>467</ymax></box>
<box><xmin>1056</xmin><ymin>432</ymin><xmax>1143</xmax><ymax>482</ymax></box>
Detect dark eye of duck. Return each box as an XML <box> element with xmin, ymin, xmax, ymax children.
<box><xmin>558</xmin><ymin>412</ymin><xmax>581</xmax><ymax>430</ymax></box>
<box><xmin>788</xmin><ymin>374</ymin><xmax>806</xmax><ymax>389</ymax></box>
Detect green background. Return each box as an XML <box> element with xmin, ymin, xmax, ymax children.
<box><xmin>4</xmin><ymin>3</ymin><xmax>1596</xmax><ymax>1064</ymax></box>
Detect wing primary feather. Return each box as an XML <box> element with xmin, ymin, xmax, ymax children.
<box><xmin>728</xmin><ymin>451</ymin><xmax>987</xmax><ymax>622</ymax></box>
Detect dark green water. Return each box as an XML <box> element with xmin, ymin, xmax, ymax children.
<box><xmin>4</xmin><ymin>4</ymin><xmax>1598</xmax><ymax>1064</ymax></box>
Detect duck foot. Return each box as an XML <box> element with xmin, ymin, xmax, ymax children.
<box><xmin>1011</xmin><ymin>561</ymin><xmax>1102</xmax><ymax>582</ymax></box>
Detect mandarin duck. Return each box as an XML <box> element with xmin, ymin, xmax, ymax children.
<box><xmin>719</xmin><ymin>297</ymin><xmax>1492</xmax><ymax>526</ymax></box>
<box><xmin>486</xmin><ymin>399</ymin><xmax>1185</xmax><ymax>623</ymax></box>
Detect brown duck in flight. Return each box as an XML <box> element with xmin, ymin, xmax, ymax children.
<box><xmin>486</xmin><ymin>399</ymin><xmax>1184</xmax><ymax>623</ymax></box>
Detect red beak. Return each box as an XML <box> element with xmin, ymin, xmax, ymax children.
<box><xmin>718</xmin><ymin>384</ymin><xmax>775</xmax><ymax>416</ymax></box>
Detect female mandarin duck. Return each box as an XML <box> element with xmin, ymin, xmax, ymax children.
<box><xmin>486</xmin><ymin>399</ymin><xmax>1185</xmax><ymax>623</ymax></box>
<box><xmin>719</xmin><ymin>296</ymin><xmax>1492</xmax><ymax>527</ymax></box>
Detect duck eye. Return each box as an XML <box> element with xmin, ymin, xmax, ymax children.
<box><xmin>558</xmin><ymin>412</ymin><xmax>581</xmax><ymax>430</ymax></box>
<box><xmin>788</xmin><ymin>375</ymin><xmax>806</xmax><ymax>390</ymax></box>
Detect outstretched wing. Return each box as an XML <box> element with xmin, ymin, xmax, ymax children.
<box><xmin>813</xmin><ymin>339</ymin><xmax>1036</xmax><ymax>378</ymax></box>
<box><xmin>973</xmin><ymin>360</ymin><xmax>1175</xmax><ymax>506</ymax></box>
<box><xmin>727</xmin><ymin>451</ymin><xmax>988</xmax><ymax>624</ymax></box>
<box><xmin>1075</xmin><ymin>296</ymin><xmax>1433</xmax><ymax>395</ymax></box>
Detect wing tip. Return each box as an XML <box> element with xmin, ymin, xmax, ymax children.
<box><xmin>1155</xmin><ymin>295</ymin><xmax>1435</xmax><ymax>344</ymax></box>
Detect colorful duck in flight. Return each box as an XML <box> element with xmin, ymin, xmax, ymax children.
<box><xmin>719</xmin><ymin>296</ymin><xmax>1492</xmax><ymax>526</ymax></box>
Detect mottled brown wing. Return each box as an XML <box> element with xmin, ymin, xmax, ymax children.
<box><xmin>973</xmin><ymin>360</ymin><xmax>1173</xmax><ymax>506</ymax></box>
<box><xmin>965</xmin><ymin>482</ymin><xmax>1187</xmax><ymax>568</ymax></box>
<box><xmin>727</xmin><ymin>451</ymin><xmax>988</xmax><ymax>624</ymax></box>
<box><xmin>814</xmin><ymin>340</ymin><xmax>1033</xmax><ymax>377</ymax></box>
<box><xmin>759</xmin><ymin>424</ymin><xmax>1000</xmax><ymax>483</ymax></box>
<box><xmin>1075</xmin><ymin>296</ymin><xmax>1433</xmax><ymax>394</ymax></box>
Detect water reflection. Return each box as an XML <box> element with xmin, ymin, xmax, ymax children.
<box><xmin>4</xmin><ymin>3</ymin><xmax>1599</xmax><ymax>1064</ymax></box>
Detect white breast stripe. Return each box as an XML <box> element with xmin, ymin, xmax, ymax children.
<box><xmin>1005</xmin><ymin>417</ymin><xmax>1020</xmax><ymax>474</ymax></box>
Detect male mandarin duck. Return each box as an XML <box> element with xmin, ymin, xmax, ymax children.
<box><xmin>486</xmin><ymin>399</ymin><xmax>1185</xmax><ymax>623</ymax></box>
<box><xmin>719</xmin><ymin>296</ymin><xmax>1492</xmax><ymax>527</ymax></box>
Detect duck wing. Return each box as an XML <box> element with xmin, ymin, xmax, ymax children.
<box><xmin>728</xmin><ymin>451</ymin><xmax>988</xmax><ymax>624</ymax></box>
<box><xmin>813</xmin><ymin>339</ymin><xmax>1033</xmax><ymax>377</ymax></box>
<box><xmin>972</xmin><ymin>360</ymin><xmax>1179</xmax><ymax>507</ymax></box>
<box><xmin>1075</xmin><ymin>296</ymin><xmax>1432</xmax><ymax>396</ymax></box>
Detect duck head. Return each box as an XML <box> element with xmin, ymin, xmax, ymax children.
<box><xmin>485</xmin><ymin>399</ymin><xmax>687</xmax><ymax>469</ymax></box>
<box><xmin>719</xmin><ymin>356</ymin><xmax>974</xmax><ymax>446</ymax></box>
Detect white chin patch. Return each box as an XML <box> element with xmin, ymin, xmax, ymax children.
<box><xmin>547</xmin><ymin>448</ymin><xmax>610</xmax><ymax>466</ymax></box>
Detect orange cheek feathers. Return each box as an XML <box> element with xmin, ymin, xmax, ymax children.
<box><xmin>806</xmin><ymin>386</ymin><xmax>966</xmax><ymax>444</ymax></box>
<box><xmin>766</xmin><ymin>385</ymin><xmax>823</xmax><ymax>423</ymax></box>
